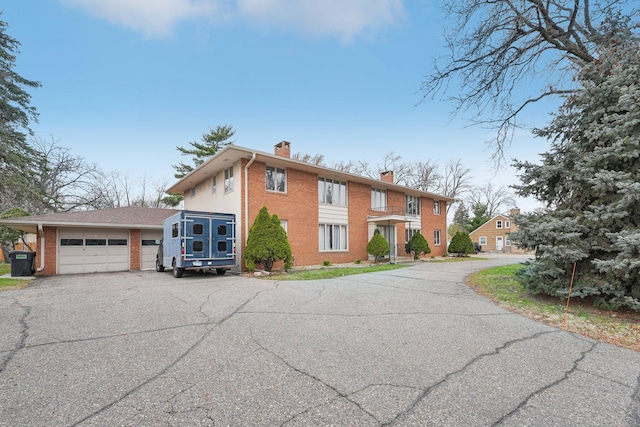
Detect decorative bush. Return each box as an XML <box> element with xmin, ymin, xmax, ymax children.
<box><xmin>244</xmin><ymin>206</ymin><xmax>292</xmax><ymax>272</ymax></box>
<box><xmin>448</xmin><ymin>231</ymin><xmax>474</xmax><ymax>257</ymax></box>
<box><xmin>367</xmin><ymin>233</ymin><xmax>389</xmax><ymax>262</ymax></box>
<box><xmin>404</xmin><ymin>231</ymin><xmax>431</xmax><ymax>260</ymax></box>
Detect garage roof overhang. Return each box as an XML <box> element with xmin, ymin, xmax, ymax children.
<box><xmin>0</xmin><ymin>220</ymin><xmax>164</xmax><ymax>234</ymax></box>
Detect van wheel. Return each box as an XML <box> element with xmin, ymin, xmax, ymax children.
<box><xmin>216</xmin><ymin>268</ymin><xmax>226</xmax><ymax>276</ymax></box>
<box><xmin>172</xmin><ymin>260</ymin><xmax>184</xmax><ymax>278</ymax></box>
<box><xmin>156</xmin><ymin>258</ymin><xmax>164</xmax><ymax>272</ymax></box>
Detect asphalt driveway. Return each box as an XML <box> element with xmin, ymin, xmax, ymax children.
<box><xmin>1</xmin><ymin>255</ymin><xmax>639</xmax><ymax>426</ymax></box>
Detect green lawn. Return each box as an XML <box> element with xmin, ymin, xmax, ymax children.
<box><xmin>0</xmin><ymin>263</ymin><xmax>31</xmax><ymax>291</ymax></box>
<box><xmin>468</xmin><ymin>263</ymin><xmax>640</xmax><ymax>352</ymax></box>
<box><xmin>264</xmin><ymin>263</ymin><xmax>406</xmax><ymax>280</ymax></box>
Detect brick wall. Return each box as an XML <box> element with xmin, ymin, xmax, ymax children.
<box><xmin>130</xmin><ymin>229</ymin><xmax>141</xmax><ymax>270</ymax></box>
<box><xmin>36</xmin><ymin>226</ymin><xmax>57</xmax><ymax>275</ymax></box>
<box><xmin>421</xmin><ymin>199</ymin><xmax>448</xmax><ymax>257</ymax></box>
<box><xmin>245</xmin><ymin>160</ymin><xmax>319</xmax><ymax>269</ymax></box>
<box><xmin>240</xmin><ymin>158</ymin><xmax>451</xmax><ymax>269</ymax></box>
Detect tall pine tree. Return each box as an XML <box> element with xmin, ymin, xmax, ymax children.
<box><xmin>512</xmin><ymin>22</ymin><xmax>640</xmax><ymax>311</ymax></box>
<box><xmin>0</xmin><ymin>17</ymin><xmax>41</xmax><ymax>211</ymax></box>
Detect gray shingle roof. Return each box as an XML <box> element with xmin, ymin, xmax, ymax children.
<box><xmin>0</xmin><ymin>207</ymin><xmax>178</xmax><ymax>231</ymax></box>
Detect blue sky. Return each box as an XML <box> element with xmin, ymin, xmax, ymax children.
<box><xmin>4</xmin><ymin>1</ymin><xmax>552</xmax><ymax>212</ymax></box>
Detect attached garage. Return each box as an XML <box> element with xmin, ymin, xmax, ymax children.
<box><xmin>0</xmin><ymin>207</ymin><xmax>177</xmax><ymax>276</ymax></box>
<box><xmin>58</xmin><ymin>229</ymin><xmax>130</xmax><ymax>274</ymax></box>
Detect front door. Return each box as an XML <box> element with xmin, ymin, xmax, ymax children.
<box><xmin>496</xmin><ymin>236</ymin><xmax>504</xmax><ymax>251</ymax></box>
<box><xmin>375</xmin><ymin>225</ymin><xmax>396</xmax><ymax>259</ymax></box>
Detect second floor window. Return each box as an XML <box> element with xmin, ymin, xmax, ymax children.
<box><xmin>266</xmin><ymin>166</ymin><xmax>286</xmax><ymax>192</ymax></box>
<box><xmin>405</xmin><ymin>195</ymin><xmax>420</xmax><ymax>216</ymax></box>
<box><xmin>434</xmin><ymin>200</ymin><xmax>441</xmax><ymax>215</ymax></box>
<box><xmin>211</xmin><ymin>176</ymin><xmax>217</xmax><ymax>194</ymax></box>
<box><xmin>371</xmin><ymin>188</ymin><xmax>387</xmax><ymax>209</ymax></box>
<box><xmin>224</xmin><ymin>167</ymin><xmax>234</xmax><ymax>193</ymax></box>
<box><xmin>319</xmin><ymin>178</ymin><xmax>347</xmax><ymax>206</ymax></box>
<box><xmin>496</xmin><ymin>220</ymin><xmax>503</xmax><ymax>229</ymax></box>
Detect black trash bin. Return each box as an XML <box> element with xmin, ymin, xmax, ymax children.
<box><xmin>10</xmin><ymin>251</ymin><xmax>36</xmax><ymax>277</ymax></box>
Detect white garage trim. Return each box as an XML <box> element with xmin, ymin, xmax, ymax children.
<box><xmin>58</xmin><ymin>229</ymin><xmax>129</xmax><ymax>274</ymax></box>
<box><xmin>140</xmin><ymin>230</ymin><xmax>162</xmax><ymax>270</ymax></box>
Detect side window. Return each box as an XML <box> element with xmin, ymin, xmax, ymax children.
<box><xmin>171</xmin><ymin>223</ymin><xmax>179</xmax><ymax>238</ymax></box>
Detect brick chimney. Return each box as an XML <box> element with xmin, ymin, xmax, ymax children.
<box><xmin>380</xmin><ymin>171</ymin><xmax>394</xmax><ymax>183</ymax></box>
<box><xmin>509</xmin><ymin>208</ymin><xmax>521</xmax><ymax>216</ymax></box>
<box><xmin>274</xmin><ymin>141</ymin><xmax>291</xmax><ymax>158</ymax></box>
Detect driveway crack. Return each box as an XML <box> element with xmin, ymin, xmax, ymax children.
<box><xmin>69</xmin><ymin>288</ymin><xmax>269</xmax><ymax>426</ymax></box>
<box><xmin>384</xmin><ymin>329</ymin><xmax>558</xmax><ymax>426</ymax></box>
<box><xmin>0</xmin><ymin>300</ymin><xmax>30</xmax><ymax>374</ymax></box>
<box><xmin>491</xmin><ymin>341</ymin><xmax>599</xmax><ymax>426</ymax></box>
<box><xmin>251</xmin><ymin>337</ymin><xmax>380</xmax><ymax>425</ymax></box>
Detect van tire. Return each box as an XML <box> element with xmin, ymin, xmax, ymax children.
<box><xmin>156</xmin><ymin>258</ymin><xmax>165</xmax><ymax>272</ymax></box>
<box><xmin>172</xmin><ymin>260</ymin><xmax>184</xmax><ymax>278</ymax></box>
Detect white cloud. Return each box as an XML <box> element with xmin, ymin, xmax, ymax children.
<box><xmin>59</xmin><ymin>0</ymin><xmax>405</xmax><ymax>40</ymax></box>
<box><xmin>59</xmin><ymin>0</ymin><xmax>218</xmax><ymax>38</ymax></box>
<box><xmin>237</xmin><ymin>0</ymin><xmax>405</xmax><ymax>41</ymax></box>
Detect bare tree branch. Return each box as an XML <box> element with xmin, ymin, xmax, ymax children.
<box><xmin>421</xmin><ymin>0</ymin><xmax>638</xmax><ymax>156</ymax></box>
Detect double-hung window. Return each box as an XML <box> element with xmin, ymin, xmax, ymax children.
<box><xmin>405</xmin><ymin>195</ymin><xmax>420</xmax><ymax>216</ymax></box>
<box><xmin>224</xmin><ymin>167</ymin><xmax>234</xmax><ymax>193</ymax></box>
<box><xmin>318</xmin><ymin>178</ymin><xmax>347</xmax><ymax>206</ymax></box>
<box><xmin>434</xmin><ymin>200</ymin><xmax>441</xmax><ymax>215</ymax></box>
<box><xmin>371</xmin><ymin>188</ymin><xmax>386</xmax><ymax>209</ymax></box>
<box><xmin>406</xmin><ymin>228</ymin><xmax>420</xmax><ymax>243</ymax></box>
<box><xmin>211</xmin><ymin>176</ymin><xmax>217</xmax><ymax>194</ymax></box>
<box><xmin>266</xmin><ymin>166</ymin><xmax>286</xmax><ymax>192</ymax></box>
<box><xmin>434</xmin><ymin>229</ymin><xmax>441</xmax><ymax>246</ymax></box>
<box><xmin>319</xmin><ymin>224</ymin><xmax>348</xmax><ymax>251</ymax></box>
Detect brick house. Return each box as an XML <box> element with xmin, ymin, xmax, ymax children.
<box><xmin>168</xmin><ymin>142</ymin><xmax>455</xmax><ymax>270</ymax></box>
<box><xmin>469</xmin><ymin>208</ymin><xmax>526</xmax><ymax>253</ymax></box>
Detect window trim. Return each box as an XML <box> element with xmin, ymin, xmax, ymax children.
<box><xmin>266</xmin><ymin>165</ymin><xmax>287</xmax><ymax>193</ymax></box>
<box><xmin>433</xmin><ymin>229</ymin><xmax>441</xmax><ymax>246</ymax></box>
<box><xmin>319</xmin><ymin>178</ymin><xmax>348</xmax><ymax>206</ymax></box>
<box><xmin>505</xmin><ymin>220</ymin><xmax>511</xmax><ymax>229</ymax></box>
<box><xmin>224</xmin><ymin>167</ymin><xmax>234</xmax><ymax>193</ymax></box>
<box><xmin>496</xmin><ymin>220</ymin><xmax>503</xmax><ymax>229</ymax></box>
<box><xmin>405</xmin><ymin>195</ymin><xmax>421</xmax><ymax>216</ymax></box>
<box><xmin>318</xmin><ymin>223</ymin><xmax>348</xmax><ymax>252</ymax></box>
<box><xmin>434</xmin><ymin>200</ymin><xmax>441</xmax><ymax>215</ymax></box>
<box><xmin>371</xmin><ymin>188</ymin><xmax>387</xmax><ymax>210</ymax></box>
<box><xmin>479</xmin><ymin>236</ymin><xmax>487</xmax><ymax>245</ymax></box>
<box><xmin>211</xmin><ymin>175</ymin><xmax>217</xmax><ymax>194</ymax></box>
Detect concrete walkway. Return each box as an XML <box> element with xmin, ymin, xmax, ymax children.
<box><xmin>0</xmin><ymin>255</ymin><xmax>638</xmax><ymax>426</ymax></box>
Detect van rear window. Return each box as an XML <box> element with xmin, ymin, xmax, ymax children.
<box><xmin>193</xmin><ymin>241</ymin><xmax>204</xmax><ymax>252</ymax></box>
<box><xmin>217</xmin><ymin>225</ymin><xmax>227</xmax><ymax>236</ymax></box>
<box><xmin>193</xmin><ymin>224</ymin><xmax>204</xmax><ymax>235</ymax></box>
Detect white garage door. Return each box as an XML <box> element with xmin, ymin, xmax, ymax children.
<box><xmin>58</xmin><ymin>229</ymin><xmax>129</xmax><ymax>274</ymax></box>
<box><xmin>140</xmin><ymin>230</ymin><xmax>162</xmax><ymax>270</ymax></box>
